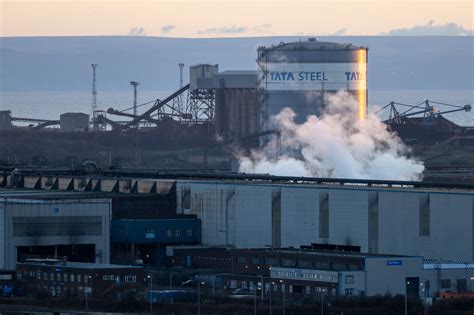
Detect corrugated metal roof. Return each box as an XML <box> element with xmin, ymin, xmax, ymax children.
<box><xmin>18</xmin><ymin>259</ymin><xmax>142</xmax><ymax>269</ymax></box>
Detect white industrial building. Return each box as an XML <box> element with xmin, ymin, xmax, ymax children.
<box><xmin>175</xmin><ymin>180</ymin><xmax>474</xmax><ymax>262</ymax></box>
<box><xmin>0</xmin><ymin>191</ymin><xmax>111</xmax><ymax>269</ymax></box>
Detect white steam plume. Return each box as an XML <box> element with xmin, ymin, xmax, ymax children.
<box><xmin>239</xmin><ymin>91</ymin><xmax>425</xmax><ymax>181</ymax></box>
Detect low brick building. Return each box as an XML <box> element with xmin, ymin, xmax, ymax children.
<box><xmin>17</xmin><ymin>259</ymin><xmax>144</xmax><ymax>298</ymax></box>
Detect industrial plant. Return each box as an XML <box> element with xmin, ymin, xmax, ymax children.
<box><xmin>0</xmin><ymin>38</ymin><xmax>473</xmax><ymax>314</ymax></box>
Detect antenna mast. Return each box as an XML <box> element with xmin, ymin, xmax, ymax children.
<box><xmin>91</xmin><ymin>64</ymin><xmax>98</xmax><ymax>131</ymax></box>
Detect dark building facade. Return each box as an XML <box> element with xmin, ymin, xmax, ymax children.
<box><xmin>17</xmin><ymin>259</ymin><xmax>144</xmax><ymax>298</ymax></box>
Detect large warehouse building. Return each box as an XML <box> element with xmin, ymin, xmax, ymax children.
<box><xmin>0</xmin><ymin>191</ymin><xmax>111</xmax><ymax>269</ymax></box>
<box><xmin>175</xmin><ymin>179</ymin><xmax>474</xmax><ymax>262</ymax></box>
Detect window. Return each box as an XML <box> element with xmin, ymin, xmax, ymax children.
<box><xmin>125</xmin><ymin>275</ymin><xmax>137</xmax><ymax>283</ymax></box>
<box><xmin>251</xmin><ymin>257</ymin><xmax>260</xmax><ymax>265</ymax></box>
<box><xmin>146</xmin><ymin>227</ymin><xmax>155</xmax><ymax>233</ymax></box>
<box><xmin>64</xmin><ymin>273</ymin><xmax>68</xmax><ymax>282</ymax></box>
<box><xmin>103</xmin><ymin>275</ymin><xmax>115</xmax><ymax>281</ymax></box>
<box><xmin>331</xmin><ymin>262</ymin><xmax>346</xmax><ymax>270</ymax></box>
<box><xmin>84</xmin><ymin>275</ymin><xmax>89</xmax><ymax>284</ymax></box>
<box><xmin>265</xmin><ymin>257</ymin><xmax>279</xmax><ymax>266</ymax></box>
<box><xmin>77</xmin><ymin>274</ymin><xmax>82</xmax><ymax>283</ymax></box>
<box><xmin>298</xmin><ymin>260</ymin><xmax>313</xmax><ymax>268</ymax></box>
<box><xmin>230</xmin><ymin>280</ymin><xmax>237</xmax><ymax>289</ymax></box>
<box><xmin>281</xmin><ymin>259</ymin><xmax>296</xmax><ymax>267</ymax></box>
<box><xmin>345</xmin><ymin>275</ymin><xmax>354</xmax><ymax>284</ymax></box>
<box><xmin>50</xmin><ymin>273</ymin><xmax>54</xmax><ymax>281</ymax></box>
<box><xmin>187</xmin><ymin>228</ymin><xmax>193</xmax><ymax>237</ymax></box>
<box><xmin>37</xmin><ymin>272</ymin><xmax>41</xmax><ymax>280</ymax></box>
<box><xmin>457</xmin><ymin>279</ymin><xmax>467</xmax><ymax>292</ymax></box>
<box><xmin>17</xmin><ymin>272</ymin><xmax>22</xmax><ymax>280</ymax></box>
<box><xmin>57</xmin><ymin>286</ymin><xmax>62</xmax><ymax>295</ymax></box>
<box><xmin>345</xmin><ymin>288</ymin><xmax>354</xmax><ymax>296</ymax></box>
<box><xmin>237</xmin><ymin>256</ymin><xmax>246</xmax><ymax>264</ymax></box>
<box><xmin>175</xmin><ymin>228</ymin><xmax>181</xmax><ymax>237</ymax></box>
<box><xmin>57</xmin><ymin>273</ymin><xmax>62</xmax><ymax>281</ymax></box>
<box><xmin>314</xmin><ymin>261</ymin><xmax>330</xmax><ymax>269</ymax></box>
<box><xmin>167</xmin><ymin>228</ymin><xmax>173</xmax><ymax>238</ymax></box>
<box><xmin>70</xmin><ymin>274</ymin><xmax>75</xmax><ymax>282</ymax></box>
<box><xmin>440</xmin><ymin>279</ymin><xmax>451</xmax><ymax>289</ymax></box>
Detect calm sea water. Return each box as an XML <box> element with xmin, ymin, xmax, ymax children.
<box><xmin>1</xmin><ymin>90</ymin><xmax>473</xmax><ymax>126</ymax></box>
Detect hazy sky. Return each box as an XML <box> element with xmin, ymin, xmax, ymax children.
<box><xmin>1</xmin><ymin>0</ymin><xmax>473</xmax><ymax>37</ymax></box>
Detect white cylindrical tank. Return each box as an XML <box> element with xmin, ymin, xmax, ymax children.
<box><xmin>257</xmin><ymin>38</ymin><xmax>368</xmax><ymax>132</ymax></box>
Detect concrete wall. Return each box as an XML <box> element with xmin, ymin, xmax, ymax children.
<box><xmin>1</xmin><ymin>199</ymin><xmax>111</xmax><ymax>269</ymax></box>
<box><xmin>365</xmin><ymin>257</ymin><xmax>423</xmax><ymax>296</ymax></box>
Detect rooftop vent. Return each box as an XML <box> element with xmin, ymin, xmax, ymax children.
<box><xmin>308</xmin><ymin>37</ymin><xmax>318</xmax><ymax>42</ymax></box>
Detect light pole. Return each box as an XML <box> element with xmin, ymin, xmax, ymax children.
<box><xmin>198</xmin><ymin>281</ymin><xmax>205</xmax><ymax>315</ymax></box>
<box><xmin>269</xmin><ymin>281</ymin><xmax>274</xmax><ymax>315</ymax></box>
<box><xmin>321</xmin><ymin>288</ymin><xmax>326</xmax><ymax>315</ymax></box>
<box><xmin>85</xmin><ymin>275</ymin><xmax>91</xmax><ymax>313</ymax></box>
<box><xmin>147</xmin><ymin>275</ymin><xmax>153</xmax><ymax>314</ymax></box>
<box><xmin>280</xmin><ymin>280</ymin><xmax>285</xmax><ymax>315</ymax></box>
<box><xmin>254</xmin><ymin>283</ymin><xmax>257</xmax><ymax>315</ymax></box>
<box><xmin>405</xmin><ymin>280</ymin><xmax>410</xmax><ymax>315</ymax></box>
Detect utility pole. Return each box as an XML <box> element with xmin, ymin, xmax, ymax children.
<box><xmin>130</xmin><ymin>81</ymin><xmax>140</xmax><ymax>166</ymax></box>
<box><xmin>130</xmin><ymin>81</ymin><xmax>140</xmax><ymax>118</ymax></box>
<box><xmin>91</xmin><ymin>64</ymin><xmax>98</xmax><ymax>131</ymax></box>
<box><xmin>178</xmin><ymin>63</ymin><xmax>184</xmax><ymax>112</ymax></box>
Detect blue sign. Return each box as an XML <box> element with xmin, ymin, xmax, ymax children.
<box><xmin>387</xmin><ymin>260</ymin><xmax>402</xmax><ymax>266</ymax></box>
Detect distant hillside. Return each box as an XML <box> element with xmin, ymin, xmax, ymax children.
<box><xmin>0</xmin><ymin>36</ymin><xmax>473</xmax><ymax>91</ymax></box>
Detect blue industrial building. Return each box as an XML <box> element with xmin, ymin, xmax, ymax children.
<box><xmin>111</xmin><ymin>219</ymin><xmax>201</xmax><ymax>265</ymax></box>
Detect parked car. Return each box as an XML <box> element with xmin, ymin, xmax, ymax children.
<box><xmin>231</xmin><ymin>288</ymin><xmax>251</xmax><ymax>295</ymax></box>
<box><xmin>180</xmin><ymin>279</ymin><xmax>196</xmax><ymax>287</ymax></box>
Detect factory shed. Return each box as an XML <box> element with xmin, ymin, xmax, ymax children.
<box><xmin>0</xmin><ymin>190</ymin><xmax>111</xmax><ymax>270</ymax></box>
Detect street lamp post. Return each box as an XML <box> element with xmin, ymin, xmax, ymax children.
<box><xmin>269</xmin><ymin>281</ymin><xmax>274</xmax><ymax>315</ymax></box>
<box><xmin>405</xmin><ymin>280</ymin><xmax>410</xmax><ymax>315</ymax></box>
<box><xmin>254</xmin><ymin>284</ymin><xmax>257</xmax><ymax>315</ymax></box>
<box><xmin>85</xmin><ymin>275</ymin><xmax>92</xmax><ymax>313</ymax></box>
<box><xmin>280</xmin><ymin>280</ymin><xmax>285</xmax><ymax>315</ymax></box>
<box><xmin>321</xmin><ymin>288</ymin><xmax>326</xmax><ymax>315</ymax></box>
<box><xmin>198</xmin><ymin>281</ymin><xmax>205</xmax><ymax>315</ymax></box>
<box><xmin>147</xmin><ymin>275</ymin><xmax>153</xmax><ymax>314</ymax></box>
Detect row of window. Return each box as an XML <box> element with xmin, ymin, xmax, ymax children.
<box><xmin>271</xmin><ymin>270</ymin><xmax>338</xmax><ymax>282</ymax></box>
<box><xmin>228</xmin><ymin>279</ymin><xmax>331</xmax><ymax>295</ymax></box>
<box><xmin>19</xmin><ymin>270</ymin><xmax>88</xmax><ymax>284</ymax></box>
<box><xmin>193</xmin><ymin>256</ymin><xmax>230</xmax><ymax>262</ymax></box>
<box><xmin>236</xmin><ymin>256</ymin><xmax>359</xmax><ymax>271</ymax></box>
<box><xmin>29</xmin><ymin>284</ymin><xmax>87</xmax><ymax>296</ymax></box>
<box><xmin>20</xmin><ymin>270</ymin><xmax>138</xmax><ymax>285</ymax></box>
<box><xmin>165</xmin><ymin>228</ymin><xmax>194</xmax><ymax>238</ymax></box>
<box><xmin>441</xmin><ymin>279</ymin><xmax>467</xmax><ymax>291</ymax></box>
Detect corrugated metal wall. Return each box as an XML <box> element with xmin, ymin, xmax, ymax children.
<box><xmin>176</xmin><ymin>180</ymin><xmax>474</xmax><ymax>261</ymax></box>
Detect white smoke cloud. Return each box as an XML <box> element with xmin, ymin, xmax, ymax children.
<box><xmin>239</xmin><ymin>91</ymin><xmax>425</xmax><ymax>181</ymax></box>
